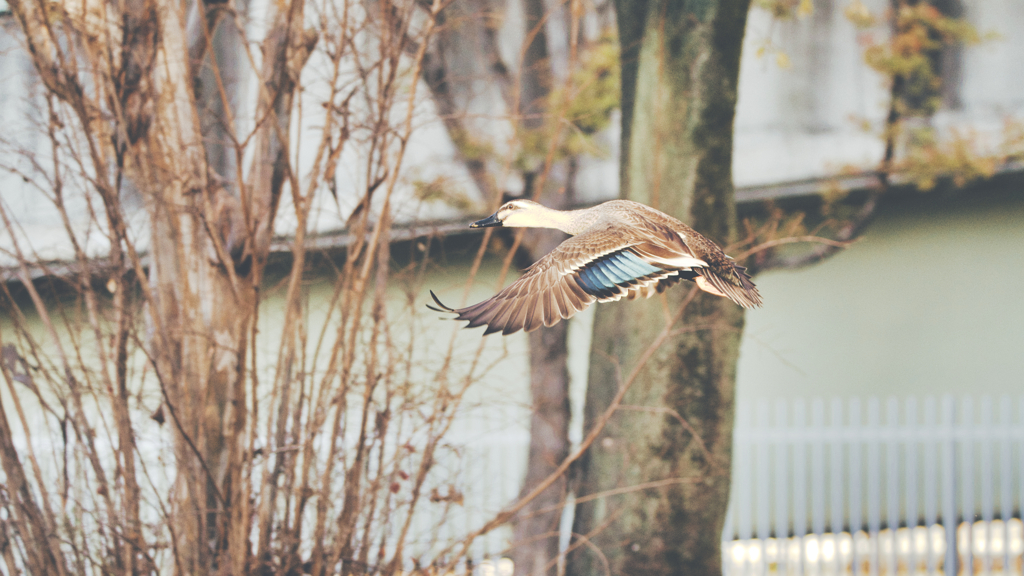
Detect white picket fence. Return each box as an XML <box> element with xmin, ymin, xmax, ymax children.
<box><xmin>724</xmin><ymin>395</ymin><xmax>1024</xmax><ymax>576</ymax></box>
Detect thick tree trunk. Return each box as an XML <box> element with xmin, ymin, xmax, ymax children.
<box><xmin>512</xmin><ymin>163</ymin><xmax>574</xmax><ymax>576</ymax></box>
<box><xmin>568</xmin><ymin>1</ymin><xmax>750</xmax><ymax>575</ymax></box>
<box><xmin>421</xmin><ymin>3</ymin><xmax>575</xmax><ymax>573</ymax></box>
<box><xmin>510</xmin><ymin>0</ymin><xmax>573</xmax><ymax>570</ymax></box>
<box><xmin>513</xmin><ymin>319</ymin><xmax>571</xmax><ymax>576</ymax></box>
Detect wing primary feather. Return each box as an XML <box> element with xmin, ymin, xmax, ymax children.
<box><xmin>465</xmin><ymin>300</ymin><xmax>502</xmax><ymax>328</ymax></box>
<box><xmin>483</xmin><ymin>301</ymin><xmax>516</xmax><ymax>334</ymax></box>
<box><xmin>503</xmin><ymin>302</ymin><xmax>529</xmax><ymax>335</ymax></box>
<box><xmin>541</xmin><ymin>292</ymin><xmax>555</xmax><ymax>327</ymax></box>
<box><xmin>482</xmin><ymin>303</ymin><xmax>512</xmax><ymax>334</ymax></box>
<box><xmin>427</xmin><ymin>290</ymin><xmax>456</xmax><ymax>313</ymax></box>
<box><xmin>523</xmin><ymin>294</ymin><xmax>541</xmax><ymax>333</ymax></box>
<box><xmin>553</xmin><ymin>286</ymin><xmax>571</xmax><ymax>319</ymax></box>
<box><xmin>530</xmin><ymin>296</ymin><xmax>545</xmax><ymax>332</ymax></box>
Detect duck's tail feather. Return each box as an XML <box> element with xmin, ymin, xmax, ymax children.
<box><xmin>697</xmin><ymin>265</ymin><xmax>763</xmax><ymax>309</ymax></box>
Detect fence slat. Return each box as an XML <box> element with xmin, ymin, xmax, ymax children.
<box><xmin>831</xmin><ymin>398</ymin><xmax>845</xmax><ymax>575</ymax></box>
<box><xmin>942</xmin><ymin>395</ymin><xmax>958</xmax><ymax>576</ymax></box>
<box><xmin>906</xmin><ymin>396</ymin><xmax>919</xmax><ymax>573</ymax></box>
<box><xmin>738</xmin><ymin>401</ymin><xmax>753</xmax><ymax>543</ymax></box>
<box><xmin>757</xmin><ymin>400</ymin><xmax>771</xmax><ymax>541</ymax></box>
<box><xmin>775</xmin><ymin>399</ymin><xmax>790</xmax><ymax>576</ymax></box>
<box><xmin>885</xmin><ymin>398</ymin><xmax>900</xmax><ymax>575</ymax></box>
<box><xmin>999</xmin><ymin>397</ymin><xmax>1012</xmax><ymax>573</ymax></box>
<box><xmin>962</xmin><ymin>396</ymin><xmax>975</xmax><ymax>574</ymax></box>
<box><xmin>812</xmin><ymin>398</ymin><xmax>826</xmax><ymax>538</ymax></box>
<box><xmin>794</xmin><ymin>397</ymin><xmax>808</xmax><ymax>575</ymax></box>
<box><xmin>923</xmin><ymin>396</ymin><xmax>938</xmax><ymax>575</ymax></box>
<box><xmin>867</xmin><ymin>397</ymin><xmax>881</xmax><ymax>576</ymax></box>
<box><xmin>850</xmin><ymin>398</ymin><xmax>863</xmax><ymax>576</ymax></box>
<box><xmin>756</xmin><ymin>400</ymin><xmax>771</xmax><ymax>576</ymax></box>
<box><xmin>980</xmin><ymin>396</ymin><xmax>994</xmax><ymax>574</ymax></box>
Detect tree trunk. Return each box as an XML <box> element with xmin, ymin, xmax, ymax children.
<box><xmin>510</xmin><ymin>0</ymin><xmax>573</xmax><ymax>571</ymax></box>
<box><xmin>513</xmin><ymin>318</ymin><xmax>571</xmax><ymax>576</ymax></box>
<box><xmin>513</xmin><ymin>162</ymin><xmax>575</xmax><ymax>576</ymax></box>
<box><xmin>568</xmin><ymin>1</ymin><xmax>750</xmax><ymax>575</ymax></box>
<box><xmin>420</xmin><ymin>3</ymin><xmax>575</xmax><ymax>572</ymax></box>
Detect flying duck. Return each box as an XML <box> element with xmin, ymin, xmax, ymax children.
<box><xmin>429</xmin><ymin>199</ymin><xmax>761</xmax><ymax>335</ymax></box>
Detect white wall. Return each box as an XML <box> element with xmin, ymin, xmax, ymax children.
<box><xmin>736</xmin><ymin>187</ymin><xmax>1024</xmax><ymax>401</ymax></box>
<box><xmin>733</xmin><ymin>0</ymin><xmax>892</xmax><ymax>187</ymax></box>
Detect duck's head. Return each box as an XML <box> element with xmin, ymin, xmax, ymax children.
<box><xmin>470</xmin><ymin>199</ymin><xmax>545</xmax><ymax>229</ymax></box>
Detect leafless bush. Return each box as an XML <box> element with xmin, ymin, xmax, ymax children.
<box><xmin>0</xmin><ymin>0</ymin><xmax>541</xmax><ymax>572</ymax></box>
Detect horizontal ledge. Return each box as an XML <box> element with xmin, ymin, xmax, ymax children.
<box><xmin>5</xmin><ymin>162</ymin><xmax>1023</xmax><ymax>284</ymax></box>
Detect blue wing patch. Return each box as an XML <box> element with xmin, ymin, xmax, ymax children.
<box><xmin>616</xmin><ymin>251</ymin><xmax>661</xmax><ymax>277</ymax></box>
<box><xmin>576</xmin><ymin>267</ymin><xmax>610</xmax><ymax>295</ymax></box>
<box><xmin>575</xmin><ymin>251</ymin><xmax>664</xmax><ymax>297</ymax></box>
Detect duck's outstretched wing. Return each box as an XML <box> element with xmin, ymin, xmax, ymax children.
<box><xmin>428</xmin><ymin>227</ymin><xmax>707</xmax><ymax>335</ymax></box>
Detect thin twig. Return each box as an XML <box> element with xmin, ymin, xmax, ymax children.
<box><xmin>514</xmin><ymin>476</ymin><xmax>701</xmax><ymax>522</ymax></box>
<box><xmin>732</xmin><ymin>235</ymin><xmax>853</xmax><ymax>261</ymax></box>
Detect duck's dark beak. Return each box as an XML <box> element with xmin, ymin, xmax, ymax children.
<box><xmin>470</xmin><ymin>212</ymin><xmax>502</xmax><ymax>228</ymax></box>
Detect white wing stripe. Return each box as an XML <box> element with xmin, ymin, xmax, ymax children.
<box><xmin>644</xmin><ymin>255</ymin><xmax>707</xmax><ymax>269</ymax></box>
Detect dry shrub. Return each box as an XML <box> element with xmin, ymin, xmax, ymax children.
<box><xmin>0</xmin><ymin>0</ymin><xmax>528</xmax><ymax>572</ymax></box>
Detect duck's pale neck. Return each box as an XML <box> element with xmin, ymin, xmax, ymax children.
<box><xmin>504</xmin><ymin>205</ymin><xmax>582</xmax><ymax>234</ymax></box>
